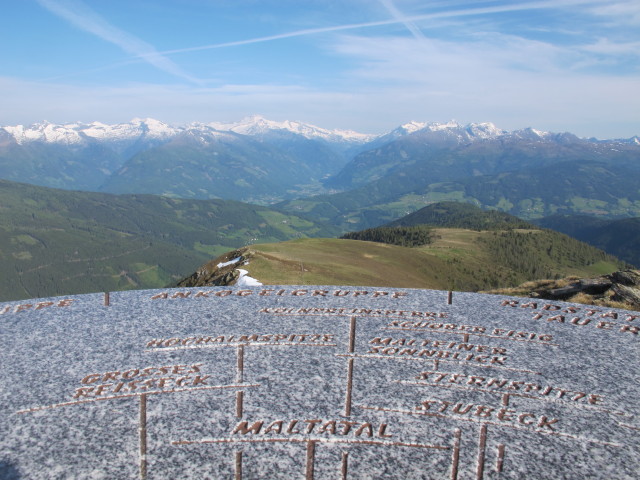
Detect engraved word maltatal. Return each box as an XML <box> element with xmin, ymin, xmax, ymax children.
<box><xmin>232</xmin><ymin>419</ymin><xmax>392</xmax><ymax>438</ymax></box>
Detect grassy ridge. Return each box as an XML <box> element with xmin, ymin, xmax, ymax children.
<box><xmin>0</xmin><ymin>180</ymin><xmax>339</xmax><ymax>301</ymax></box>
<box><xmin>216</xmin><ymin>229</ymin><xmax>624</xmax><ymax>292</ymax></box>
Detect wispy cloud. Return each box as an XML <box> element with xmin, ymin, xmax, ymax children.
<box><xmin>7</xmin><ymin>0</ymin><xmax>638</xmax><ymax>138</ymax></box>
<box><xmin>581</xmin><ymin>39</ymin><xmax>640</xmax><ymax>56</ymax></box>
<box><xmin>588</xmin><ymin>0</ymin><xmax>640</xmax><ymax>25</ymax></box>
<box><xmin>35</xmin><ymin>0</ymin><xmax>203</xmax><ymax>84</ymax></box>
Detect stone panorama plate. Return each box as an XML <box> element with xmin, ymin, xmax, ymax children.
<box><xmin>1</xmin><ymin>286</ymin><xmax>638</xmax><ymax>479</ymax></box>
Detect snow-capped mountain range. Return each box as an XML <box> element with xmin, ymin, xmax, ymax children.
<box><xmin>1</xmin><ymin>115</ymin><xmax>639</xmax><ymax>210</ymax></box>
<box><xmin>0</xmin><ymin>116</ymin><xmax>376</xmax><ymax>147</ymax></box>
<box><xmin>1</xmin><ymin>116</ymin><xmax>638</xmax><ymax>147</ymax></box>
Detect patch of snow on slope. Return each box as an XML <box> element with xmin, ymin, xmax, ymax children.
<box><xmin>217</xmin><ymin>257</ymin><xmax>242</xmax><ymax>268</ymax></box>
<box><xmin>236</xmin><ymin>269</ymin><xmax>262</xmax><ymax>286</ymax></box>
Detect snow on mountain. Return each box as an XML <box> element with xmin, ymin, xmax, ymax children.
<box><xmin>375</xmin><ymin>120</ymin><xmax>508</xmax><ymax>146</ymax></box>
<box><xmin>0</xmin><ymin>116</ymin><xmax>375</xmax><ymax>146</ymax></box>
<box><xmin>409</xmin><ymin>121</ymin><xmax>509</xmax><ymax>140</ymax></box>
<box><xmin>209</xmin><ymin>115</ymin><xmax>375</xmax><ymax>144</ymax></box>
<box><xmin>465</xmin><ymin>122</ymin><xmax>506</xmax><ymax>139</ymax></box>
<box><xmin>616</xmin><ymin>135</ymin><xmax>640</xmax><ymax>145</ymax></box>
<box><xmin>379</xmin><ymin>120</ymin><xmax>428</xmax><ymax>141</ymax></box>
<box><xmin>423</xmin><ymin>120</ymin><xmax>459</xmax><ymax>133</ymax></box>
<box><xmin>3</xmin><ymin>121</ymin><xmax>85</xmax><ymax>145</ymax></box>
<box><xmin>1</xmin><ymin>118</ymin><xmax>182</xmax><ymax>146</ymax></box>
<box><xmin>83</xmin><ymin>118</ymin><xmax>179</xmax><ymax>142</ymax></box>
<box><xmin>180</xmin><ymin>125</ymin><xmax>243</xmax><ymax>147</ymax></box>
<box><xmin>508</xmin><ymin>127</ymin><xmax>552</xmax><ymax>141</ymax></box>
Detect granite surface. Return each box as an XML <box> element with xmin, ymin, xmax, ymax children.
<box><xmin>1</xmin><ymin>286</ymin><xmax>638</xmax><ymax>479</ymax></box>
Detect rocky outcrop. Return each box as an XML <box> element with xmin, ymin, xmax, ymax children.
<box><xmin>176</xmin><ymin>248</ymin><xmax>254</xmax><ymax>287</ymax></box>
<box><xmin>544</xmin><ymin>277</ymin><xmax>613</xmax><ymax>299</ymax></box>
<box><xmin>487</xmin><ymin>269</ymin><xmax>640</xmax><ymax>311</ymax></box>
<box><xmin>609</xmin><ymin>270</ymin><xmax>640</xmax><ymax>305</ymax></box>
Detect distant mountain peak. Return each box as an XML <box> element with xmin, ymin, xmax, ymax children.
<box><xmin>380</xmin><ymin>120</ymin><xmax>507</xmax><ymax>144</ymax></box>
<box><xmin>465</xmin><ymin>122</ymin><xmax>505</xmax><ymax>138</ymax></box>
<box><xmin>398</xmin><ymin>120</ymin><xmax>429</xmax><ymax>133</ymax></box>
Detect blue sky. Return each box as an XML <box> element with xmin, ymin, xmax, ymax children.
<box><xmin>1</xmin><ymin>0</ymin><xmax>639</xmax><ymax>138</ymax></box>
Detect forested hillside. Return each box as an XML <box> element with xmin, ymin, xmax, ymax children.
<box><xmin>0</xmin><ymin>179</ymin><xmax>338</xmax><ymax>301</ymax></box>
<box><xmin>533</xmin><ymin>215</ymin><xmax>640</xmax><ymax>267</ymax></box>
<box><xmin>384</xmin><ymin>202</ymin><xmax>533</xmax><ymax>230</ymax></box>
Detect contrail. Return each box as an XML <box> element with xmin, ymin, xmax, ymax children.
<box><xmin>378</xmin><ymin>0</ymin><xmax>426</xmax><ymax>40</ymax></box>
<box><xmin>36</xmin><ymin>0</ymin><xmax>203</xmax><ymax>85</ymax></box>
<box><xmin>155</xmin><ymin>0</ymin><xmax>600</xmax><ymax>57</ymax></box>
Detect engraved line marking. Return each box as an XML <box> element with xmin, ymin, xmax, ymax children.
<box><xmin>451</xmin><ymin>428</ymin><xmax>461</xmax><ymax>480</ymax></box>
<box><xmin>104</xmin><ymin>292</ymin><xmax>110</xmax><ymax>307</ymax></box>
<box><xmin>345</xmin><ymin>358</ymin><xmax>354</xmax><ymax>417</ymax></box>
<box><xmin>139</xmin><ymin>393</ymin><xmax>147</xmax><ymax>480</ymax></box>
<box><xmin>463</xmin><ymin>333</ymin><xmax>470</xmax><ymax>343</ymax></box>
<box><xmin>383</xmin><ymin>328</ymin><xmax>559</xmax><ymax>346</ymax></box>
<box><xmin>306</xmin><ymin>440</ymin><xmax>316</xmax><ymax>480</ymax></box>
<box><xmin>357</xmin><ymin>405</ymin><xmax>622</xmax><ymax>447</ymax></box>
<box><xmin>146</xmin><ymin>343</ymin><xmax>337</xmax><ymax>352</ymax></box>
<box><xmin>235</xmin><ymin>450</ymin><xmax>243</xmax><ymax>480</ymax></box>
<box><xmin>341</xmin><ymin>451</ymin><xmax>349</xmax><ymax>480</ymax></box>
<box><xmin>397</xmin><ymin>382</ymin><xmax>626</xmax><ymax>416</ymax></box>
<box><xmin>336</xmin><ymin>354</ymin><xmax>542</xmax><ymax>375</ymax></box>
<box><xmin>264</xmin><ymin>313</ymin><xmax>410</xmax><ymax>317</ymax></box>
<box><xmin>349</xmin><ymin>316</ymin><xmax>357</xmax><ymax>353</ymax></box>
<box><xmin>496</xmin><ymin>444</ymin><xmax>505</xmax><ymax>473</ymax></box>
<box><xmin>618</xmin><ymin>423</ymin><xmax>640</xmax><ymax>431</ymax></box>
<box><xmin>263</xmin><ymin>313</ymin><xmax>355</xmax><ymax>317</ymax></box>
<box><xmin>237</xmin><ymin>345</ymin><xmax>244</xmax><ymax>383</ymax></box>
<box><xmin>172</xmin><ymin>438</ymin><xmax>449</xmax><ymax>449</ymax></box>
<box><xmin>434</xmin><ymin>359</ymin><xmax>440</xmax><ymax>371</ymax></box>
<box><xmin>476</xmin><ymin>424</ymin><xmax>487</xmax><ymax>480</ymax></box>
<box><xmin>502</xmin><ymin>394</ymin><xmax>510</xmax><ymax>407</ymax></box>
<box><xmin>16</xmin><ymin>384</ymin><xmax>260</xmax><ymax>414</ymax></box>
<box><xmin>236</xmin><ymin>391</ymin><xmax>244</xmax><ymax>418</ymax></box>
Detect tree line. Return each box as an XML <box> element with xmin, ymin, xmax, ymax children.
<box><xmin>340</xmin><ymin>226</ymin><xmax>434</xmax><ymax>247</ymax></box>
